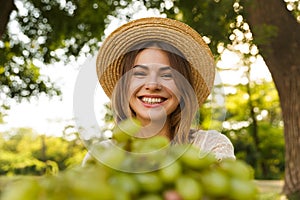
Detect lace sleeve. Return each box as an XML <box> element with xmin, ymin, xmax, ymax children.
<box><xmin>192</xmin><ymin>130</ymin><xmax>235</xmax><ymax>161</ymax></box>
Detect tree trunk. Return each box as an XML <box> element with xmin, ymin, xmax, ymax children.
<box><xmin>0</xmin><ymin>0</ymin><xmax>15</xmax><ymax>37</ymax></box>
<box><xmin>245</xmin><ymin>0</ymin><xmax>300</xmax><ymax>198</ymax></box>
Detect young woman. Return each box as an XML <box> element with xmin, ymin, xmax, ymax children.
<box><xmin>83</xmin><ymin>17</ymin><xmax>235</xmax><ymax>166</ymax></box>
<box><xmin>112</xmin><ymin>39</ymin><xmax>235</xmax><ymax>158</ymax></box>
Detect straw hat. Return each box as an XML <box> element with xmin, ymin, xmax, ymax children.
<box><xmin>96</xmin><ymin>17</ymin><xmax>215</xmax><ymax>106</ymax></box>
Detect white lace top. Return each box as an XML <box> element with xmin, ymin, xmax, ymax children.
<box><xmin>191</xmin><ymin>130</ymin><xmax>235</xmax><ymax>161</ymax></box>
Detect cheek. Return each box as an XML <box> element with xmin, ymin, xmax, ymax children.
<box><xmin>163</xmin><ymin>82</ymin><xmax>181</xmax><ymax>102</ymax></box>
<box><xmin>129</xmin><ymin>78</ymin><xmax>145</xmax><ymax>97</ymax></box>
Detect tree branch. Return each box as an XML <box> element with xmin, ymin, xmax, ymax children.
<box><xmin>0</xmin><ymin>0</ymin><xmax>16</xmax><ymax>38</ymax></box>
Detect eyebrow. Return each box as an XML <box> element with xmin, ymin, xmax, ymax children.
<box><xmin>133</xmin><ymin>65</ymin><xmax>172</xmax><ymax>71</ymax></box>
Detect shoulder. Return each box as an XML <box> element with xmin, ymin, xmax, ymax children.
<box><xmin>192</xmin><ymin>130</ymin><xmax>233</xmax><ymax>145</ymax></box>
<box><xmin>191</xmin><ymin>130</ymin><xmax>235</xmax><ymax>161</ymax></box>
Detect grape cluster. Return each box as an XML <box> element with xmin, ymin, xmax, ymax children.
<box><xmin>1</xmin><ymin>119</ymin><xmax>258</xmax><ymax>200</ymax></box>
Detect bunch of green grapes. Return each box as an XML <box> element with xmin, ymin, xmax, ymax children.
<box><xmin>1</xmin><ymin>119</ymin><xmax>258</xmax><ymax>200</ymax></box>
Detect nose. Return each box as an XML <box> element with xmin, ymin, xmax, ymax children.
<box><xmin>145</xmin><ymin>82</ymin><xmax>162</xmax><ymax>90</ymax></box>
<box><xmin>144</xmin><ymin>71</ymin><xmax>162</xmax><ymax>90</ymax></box>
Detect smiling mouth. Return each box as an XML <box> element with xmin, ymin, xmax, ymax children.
<box><xmin>139</xmin><ymin>97</ymin><xmax>166</xmax><ymax>104</ymax></box>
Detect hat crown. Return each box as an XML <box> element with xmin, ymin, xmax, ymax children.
<box><xmin>96</xmin><ymin>17</ymin><xmax>215</xmax><ymax>106</ymax></box>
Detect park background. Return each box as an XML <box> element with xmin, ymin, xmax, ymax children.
<box><xmin>0</xmin><ymin>0</ymin><xmax>299</xmax><ymax>199</ymax></box>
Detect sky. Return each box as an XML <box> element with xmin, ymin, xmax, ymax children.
<box><xmin>0</xmin><ymin>2</ymin><xmax>273</xmax><ymax>136</ymax></box>
<box><xmin>0</xmin><ymin>55</ymin><xmax>110</xmax><ymax>136</ymax></box>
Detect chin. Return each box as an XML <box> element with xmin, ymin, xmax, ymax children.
<box><xmin>137</xmin><ymin>113</ymin><xmax>168</xmax><ymax>124</ymax></box>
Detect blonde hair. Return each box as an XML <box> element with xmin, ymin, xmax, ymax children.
<box><xmin>111</xmin><ymin>41</ymin><xmax>198</xmax><ymax>144</ymax></box>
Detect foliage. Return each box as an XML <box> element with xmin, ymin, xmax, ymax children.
<box><xmin>0</xmin><ymin>0</ymin><xmax>131</xmax><ymax>114</ymax></box>
<box><xmin>0</xmin><ymin>128</ymin><xmax>86</xmax><ymax>176</ymax></box>
<box><xmin>153</xmin><ymin>0</ymin><xmax>241</xmax><ymax>57</ymax></box>
<box><xmin>284</xmin><ymin>0</ymin><xmax>300</xmax><ymax>21</ymax></box>
<box><xmin>225</xmin><ymin>80</ymin><xmax>283</xmax><ymax>179</ymax></box>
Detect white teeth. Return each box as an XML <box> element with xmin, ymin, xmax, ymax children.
<box><xmin>141</xmin><ymin>97</ymin><xmax>164</xmax><ymax>104</ymax></box>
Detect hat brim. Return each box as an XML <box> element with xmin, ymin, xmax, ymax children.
<box><xmin>96</xmin><ymin>17</ymin><xmax>215</xmax><ymax>106</ymax></box>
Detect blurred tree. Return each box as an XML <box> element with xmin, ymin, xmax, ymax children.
<box><xmin>0</xmin><ymin>0</ymin><xmax>299</xmax><ymax>198</ymax></box>
<box><xmin>224</xmin><ymin>79</ymin><xmax>284</xmax><ymax>179</ymax></box>
<box><xmin>0</xmin><ymin>128</ymin><xmax>86</xmax><ymax>175</ymax></box>
<box><xmin>243</xmin><ymin>2</ymin><xmax>300</xmax><ymax>198</ymax></box>
<box><xmin>0</xmin><ymin>0</ymin><xmax>124</xmax><ymax>116</ymax></box>
<box><xmin>198</xmin><ymin>58</ymin><xmax>284</xmax><ymax>180</ymax></box>
<box><xmin>0</xmin><ymin>128</ymin><xmax>53</xmax><ymax>175</ymax></box>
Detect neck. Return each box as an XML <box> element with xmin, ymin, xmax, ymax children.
<box><xmin>137</xmin><ymin>119</ymin><xmax>172</xmax><ymax>140</ymax></box>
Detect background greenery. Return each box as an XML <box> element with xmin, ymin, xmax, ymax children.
<box><xmin>2</xmin><ymin>0</ymin><xmax>299</xmax><ymax>198</ymax></box>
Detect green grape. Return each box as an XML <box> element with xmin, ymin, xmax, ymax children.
<box><xmin>178</xmin><ymin>145</ymin><xmax>216</xmax><ymax>169</ymax></box>
<box><xmin>175</xmin><ymin>175</ymin><xmax>202</xmax><ymax>200</ymax></box>
<box><xmin>72</xmin><ymin>182</ymin><xmax>114</xmax><ymax>200</ymax></box>
<box><xmin>229</xmin><ymin>178</ymin><xmax>258</xmax><ymax>200</ymax></box>
<box><xmin>200</xmin><ymin>170</ymin><xmax>230</xmax><ymax>197</ymax></box>
<box><xmin>0</xmin><ymin>120</ymin><xmax>258</xmax><ymax>200</ymax></box>
<box><xmin>39</xmin><ymin>176</ymin><xmax>69</xmax><ymax>200</ymax></box>
<box><xmin>70</xmin><ymin>174</ymin><xmax>114</xmax><ymax>200</ymax></box>
<box><xmin>112</xmin><ymin>118</ymin><xmax>141</xmax><ymax>143</ymax></box>
<box><xmin>59</xmin><ymin>166</ymin><xmax>112</xmax><ymax>200</ymax></box>
<box><xmin>220</xmin><ymin>159</ymin><xmax>254</xmax><ymax>180</ymax></box>
<box><xmin>94</xmin><ymin>146</ymin><xmax>126</xmax><ymax>168</ymax></box>
<box><xmin>118</xmin><ymin>152</ymin><xmax>157</xmax><ymax>172</ymax></box>
<box><xmin>134</xmin><ymin>173</ymin><xmax>163</xmax><ymax>193</ymax></box>
<box><xmin>111</xmin><ymin>189</ymin><xmax>131</xmax><ymax>200</ymax></box>
<box><xmin>159</xmin><ymin>160</ymin><xmax>182</xmax><ymax>183</ymax></box>
<box><xmin>131</xmin><ymin>138</ymin><xmax>150</xmax><ymax>153</ymax></box>
<box><xmin>131</xmin><ymin>136</ymin><xmax>169</xmax><ymax>153</ymax></box>
<box><xmin>109</xmin><ymin>173</ymin><xmax>140</xmax><ymax>196</ymax></box>
<box><xmin>137</xmin><ymin>194</ymin><xmax>163</xmax><ymax>200</ymax></box>
<box><xmin>127</xmin><ymin>136</ymin><xmax>170</xmax><ymax>172</ymax></box>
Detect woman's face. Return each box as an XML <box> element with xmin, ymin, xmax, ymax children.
<box><xmin>128</xmin><ymin>48</ymin><xmax>181</xmax><ymax>125</ymax></box>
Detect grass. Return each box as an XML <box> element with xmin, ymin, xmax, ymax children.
<box><xmin>255</xmin><ymin>180</ymin><xmax>287</xmax><ymax>200</ymax></box>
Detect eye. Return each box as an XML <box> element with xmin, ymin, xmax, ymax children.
<box><xmin>133</xmin><ymin>71</ymin><xmax>147</xmax><ymax>77</ymax></box>
<box><xmin>161</xmin><ymin>72</ymin><xmax>173</xmax><ymax>79</ymax></box>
